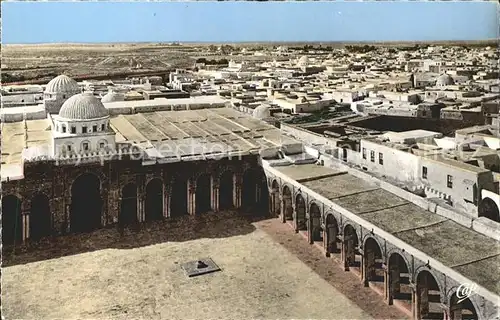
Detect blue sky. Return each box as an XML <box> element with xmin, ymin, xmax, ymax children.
<box><xmin>2</xmin><ymin>1</ymin><xmax>498</xmax><ymax>44</ymax></box>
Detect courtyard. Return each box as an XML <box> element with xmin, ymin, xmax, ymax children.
<box><xmin>2</xmin><ymin>212</ymin><xmax>406</xmax><ymax>319</ymax></box>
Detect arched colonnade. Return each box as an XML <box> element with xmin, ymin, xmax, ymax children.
<box><xmin>2</xmin><ymin>167</ymin><xmax>270</xmax><ymax>243</ymax></box>
<box><xmin>268</xmin><ymin>177</ymin><xmax>482</xmax><ymax>320</ymax></box>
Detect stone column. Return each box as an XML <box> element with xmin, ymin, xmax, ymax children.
<box><xmin>341</xmin><ymin>238</ymin><xmax>349</xmax><ymax>271</ymax></box>
<box><xmin>211</xmin><ymin>176</ymin><xmax>219</xmax><ymax>213</ymax></box>
<box><xmin>292</xmin><ymin>204</ymin><xmax>299</xmax><ymax>233</ymax></box>
<box><xmin>449</xmin><ymin>304</ymin><xmax>462</xmax><ymax>320</ymax></box>
<box><xmin>51</xmin><ymin>197</ymin><xmax>64</xmax><ymax>236</ymax></box>
<box><xmin>22</xmin><ymin>209</ymin><xmax>29</xmax><ymax>242</ymax></box>
<box><xmin>389</xmin><ymin>263</ymin><xmax>400</xmax><ymax>304</ymax></box>
<box><xmin>420</xmin><ymin>275</ymin><xmax>429</xmax><ymax>318</ymax></box>
<box><xmin>412</xmin><ymin>276</ymin><xmax>429</xmax><ymax>320</ymax></box>
<box><xmin>342</xmin><ymin>236</ymin><xmax>355</xmax><ymax>271</ymax></box>
<box><xmin>411</xmin><ymin>284</ymin><xmax>418</xmax><ymax>320</ymax></box>
<box><xmin>117</xmin><ymin>197</ymin><xmax>123</xmax><ymax>224</ymax></box>
<box><xmin>383</xmin><ymin>264</ymin><xmax>390</xmax><ymax>303</ymax></box>
<box><xmin>441</xmin><ymin>305</ymin><xmax>451</xmax><ymax>320</ymax></box>
<box><xmin>107</xmin><ymin>188</ymin><xmax>119</xmax><ymax>225</ymax></box>
<box><xmin>274</xmin><ymin>189</ymin><xmax>280</xmax><ymax>218</ymax></box>
<box><xmin>65</xmin><ymin>203</ymin><xmax>71</xmax><ymax>234</ymax></box>
<box><xmin>137</xmin><ymin>193</ymin><xmax>145</xmax><ymax>223</ymax></box>
<box><xmin>268</xmin><ymin>195</ymin><xmax>272</xmax><ymax>216</ymax></box>
<box><xmin>326</xmin><ymin>227</ymin><xmax>338</xmax><ymax>257</ymax></box>
<box><xmin>101</xmin><ymin>190</ymin><xmax>109</xmax><ymax>227</ymax></box>
<box><xmin>323</xmin><ymin>229</ymin><xmax>330</xmax><ymax>257</ymax></box>
<box><xmin>164</xmin><ymin>186</ymin><xmax>171</xmax><ymax>218</ymax></box>
<box><xmin>348</xmin><ymin>238</ymin><xmax>355</xmax><ymax>271</ymax></box>
<box><xmin>234</xmin><ymin>175</ymin><xmax>242</xmax><ymax>209</ymax></box>
<box><xmin>256</xmin><ymin>183</ymin><xmax>261</xmax><ymax>206</ymax></box>
<box><xmin>188</xmin><ymin>180</ymin><xmax>196</xmax><ymax>215</ymax></box>
<box><xmin>279</xmin><ymin>194</ymin><xmax>286</xmax><ymax>223</ymax></box>
<box><xmin>363</xmin><ymin>248</ymin><xmax>376</xmax><ymax>287</ymax></box>
<box><xmin>308</xmin><ymin>217</ymin><xmax>313</xmax><ymax>244</ymax></box>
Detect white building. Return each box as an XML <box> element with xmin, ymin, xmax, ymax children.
<box><xmin>43</xmin><ymin>75</ymin><xmax>82</xmax><ymax>114</ymax></box>
<box><xmin>50</xmin><ymin>92</ymin><xmax>116</xmax><ymax>157</ymax></box>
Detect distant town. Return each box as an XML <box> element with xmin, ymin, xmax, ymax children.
<box><xmin>2</xmin><ymin>42</ymin><xmax>499</xmax><ymax>320</ymax></box>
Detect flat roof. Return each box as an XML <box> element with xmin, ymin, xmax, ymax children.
<box><xmin>1</xmin><ymin>119</ymin><xmax>52</xmax><ymax>180</ymax></box>
<box><xmin>110</xmin><ymin>108</ymin><xmax>298</xmax><ymax>159</ymax></box>
<box><xmin>1</xmin><ymin>108</ymin><xmax>298</xmax><ymax>178</ymax></box>
<box><xmin>274</xmin><ymin>164</ymin><xmax>346</xmax><ymax>182</ymax></box>
<box><xmin>383</xmin><ymin>129</ymin><xmax>442</xmax><ymax>141</ymax></box>
<box><xmin>285</xmin><ymin>164</ymin><xmax>500</xmax><ymax>296</ymax></box>
<box><xmin>1</xmin><ymin>104</ymin><xmax>45</xmax><ymax>115</ymax></box>
<box><xmin>103</xmin><ymin>95</ymin><xmax>228</xmax><ymax>109</ymax></box>
<box><xmin>423</xmin><ymin>155</ymin><xmax>492</xmax><ymax>174</ymax></box>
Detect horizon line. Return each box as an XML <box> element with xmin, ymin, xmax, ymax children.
<box><xmin>4</xmin><ymin>38</ymin><xmax>499</xmax><ymax>46</ymax></box>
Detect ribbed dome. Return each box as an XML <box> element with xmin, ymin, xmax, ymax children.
<box><xmin>436</xmin><ymin>74</ymin><xmax>454</xmax><ymax>86</ymax></box>
<box><xmin>101</xmin><ymin>91</ymin><xmax>125</xmax><ymax>103</ymax></box>
<box><xmin>45</xmin><ymin>75</ymin><xmax>80</xmax><ymax>94</ymax></box>
<box><xmin>253</xmin><ymin>104</ymin><xmax>271</xmax><ymax>119</ymax></box>
<box><xmin>59</xmin><ymin>93</ymin><xmax>109</xmax><ymax>120</ymax></box>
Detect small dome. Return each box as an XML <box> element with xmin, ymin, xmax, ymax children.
<box><xmin>101</xmin><ymin>91</ymin><xmax>125</xmax><ymax>103</ymax></box>
<box><xmin>45</xmin><ymin>75</ymin><xmax>80</xmax><ymax>94</ymax></box>
<box><xmin>59</xmin><ymin>93</ymin><xmax>109</xmax><ymax>120</ymax></box>
<box><xmin>253</xmin><ymin>104</ymin><xmax>271</xmax><ymax>119</ymax></box>
<box><xmin>436</xmin><ymin>74</ymin><xmax>454</xmax><ymax>86</ymax></box>
<box><xmin>298</xmin><ymin>56</ymin><xmax>309</xmax><ymax>66</ymax></box>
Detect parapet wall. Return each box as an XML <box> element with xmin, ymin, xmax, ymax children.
<box><xmin>318</xmin><ymin>152</ymin><xmax>500</xmax><ymax>241</ymax></box>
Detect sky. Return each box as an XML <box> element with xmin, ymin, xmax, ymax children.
<box><xmin>2</xmin><ymin>1</ymin><xmax>498</xmax><ymax>44</ymax></box>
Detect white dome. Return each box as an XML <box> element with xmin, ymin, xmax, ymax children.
<box><xmin>59</xmin><ymin>93</ymin><xmax>109</xmax><ymax>120</ymax></box>
<box><xmin>101</xmin><ymin>91</ymin><xmax>125</xmax><ymax>103</ymax></box>
<box><xmin>253</xmin><ymin>104</ymin><xmax>271</xmax><ymax>119</ymax></box>
<box><xmin>436</xmin><ymin>74</ymin><xmax>454</xmax><ymax>86</ymax></box>
<box><xmin>45</xmin><ymin>75</ymin><xmax>80</xmax><ymax>94</ymax></box>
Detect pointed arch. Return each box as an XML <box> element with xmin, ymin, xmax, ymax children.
<box><xmin>343</xmin><ymin>224</ymin><xmax>359</xmax><ymax>270</ymax></box>
<box><xmin>415</xmin><ymin>270</ymin><xmax>444</xmax><ymax>320</ymax></box>
<box><xmin>242</xmin><ymin>169</ymin><xmax>257</xmax><ymax>209</ymax></box>
<box><xmin>363</xmin><ymin>237</ymin><xmax>384</xmax><ymax>288</ymax></box>
<box><xmin>145</xmin><ymin>178</ymin><xmax>163</xmax><ymax>221</ymax></box>
<box><xmin>30</xmin><ymin>193</ymin><xmax>52</xmax><ymax>240</ymax></box>
<box><xmin>449</xmin><ymin>290</ymin><xmax>479</xmax><ymax>320</ymax></box>
<box><xmin>170</xmin><ymin>175</ymin><xmax>188</xmax><ymax>218</ymax></box>
<box><xmin>70</xmin><ymin>173</ymin><xmax>102</xmax><ymax>233</ymax></box>
<box><xmin>258</xmin><ymin>171</ymin><xmax>270</xmax><ymax>213</ymax></box>
<box><xmin>270</xmin><ymin>180</ymin><xmax>280</xmax><ymax>217</ymax></box>
<box><xmin>196</xmin><ymin>174</ymin><xmax>211</xmax><ymax>214</ymax></box>
<box><xmin>478</xmin><ymin>197</ymin><xmax>500</xmax><ymax>222</ymax></box>
<box><xmin>219</xmin><ymin>170</ymin><xmax>234</xmax><ymax>210</ymax></box>
<box><xmin>309</xmin><ymin>202</ymin><xmax>322</xmax><ymax>242</ymax></box>
<box><xmin>282</xmin><ymin>185</ymin><xmax>293</xmax><ymax>221</ymax></box>
<box><xmin>325</xmin><ymin>213</ymin><xmax>339</xmax><ymax>254</ymax></box>
<box><xmin>388</xmin><ymin>252</ymin><xmax>411</xmax><ymax>309</ymax></box>
<box><xmin>295</xmin><ymin>193</ymin><xmax>306</xmax><ymax>231</ymax></box>
<box><xmin>120</xmin><ymin>183</ymin><xmax>138</xmax><ymax>226</ymax></box>
<box><xmin>2</xmin><ymin>195</ymin><xmax>23</xmax><ymax>245</ymax></box>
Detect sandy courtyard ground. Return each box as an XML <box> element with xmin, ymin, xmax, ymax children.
<box><xmin>3</xmin><ymin>213</ymin><xmax>406</xmax><ymax>320</ymax></box>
